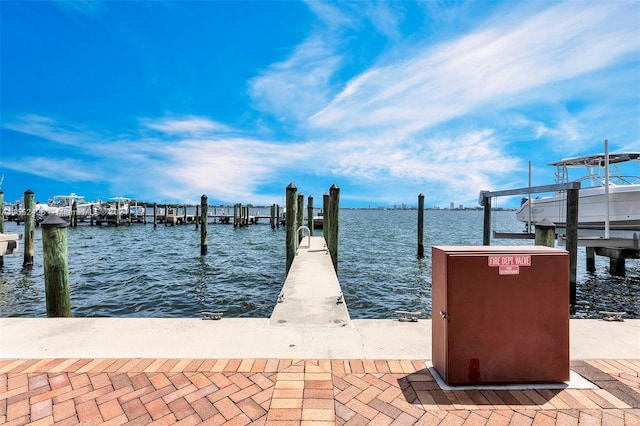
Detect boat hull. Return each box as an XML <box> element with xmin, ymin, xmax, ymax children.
<box><xmin>516</xmin><ymin>184</ymin><xmax>640</xmax><ymax>231</ymax></box>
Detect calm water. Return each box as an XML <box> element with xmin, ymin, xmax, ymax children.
<box><xmin>1</xmin><ymin>210</ymin><xmax>638</xmax><ymax>318</ymax></box>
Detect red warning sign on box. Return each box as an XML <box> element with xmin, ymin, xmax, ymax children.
<box><xmin>488</xmin><ymin>255</ymin><xmax>531</xmax><ymax>275</ymax></box>
<box><xmin>488</xmin><ymin>255</ymin><xmax>531</xmax><ymax>267</ymax></box>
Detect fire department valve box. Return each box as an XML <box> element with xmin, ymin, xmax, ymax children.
<box><xmin>432</xmin><ymin>246</ymin><xmax>570</xmax><ymax>385</ymax></box>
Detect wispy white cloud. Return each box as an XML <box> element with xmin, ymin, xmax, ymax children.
<box><xmin>142</xmin><ymin>117</ymin><xmax>232</xmax><ymax>136</ymax></box>
<box><xmin>310</xmin><ymin>1</ymin><xmax>639</xmax><ymax>138</ymax></box>
<box><xmin>1</xmin><ymin>157</ymin><xmax>96</xmax><ymax>182</ymax></box>
<box><xmin>248</xmin><ymin>36</ymin><xmax>341</xmax><ymax>122</ymax></box>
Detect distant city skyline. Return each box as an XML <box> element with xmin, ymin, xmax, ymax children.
<box><xmin>1</xmin><ymin>1</ymin><xmax>639</xmax><ymax>208</ymax></box>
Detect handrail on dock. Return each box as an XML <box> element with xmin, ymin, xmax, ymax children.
<box><xmin>295</xmin><ymin>225</ymin><xmax>311</xmax><ymax>252</ymax></box>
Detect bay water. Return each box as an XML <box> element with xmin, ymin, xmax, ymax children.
<box><xmin>1</xmin><ymin>209</ymin><xmax>637</xmax><ymax>318</ymax></box>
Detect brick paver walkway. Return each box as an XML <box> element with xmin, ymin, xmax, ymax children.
<box><xmin>1</xmin><ymin>358</ymin><xmax>638</xmax><ymax>425</ymax></box>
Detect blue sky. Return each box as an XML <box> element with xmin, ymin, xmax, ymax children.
<box><xmin>1</xmin><ymin>0</ymin><xmax>639</xmax><ymax>208</ymax></box>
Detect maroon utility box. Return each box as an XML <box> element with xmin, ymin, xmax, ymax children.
<box><xmin>432</xmin><ymin>246</ymin><xmax>570</xmax><ymax>385</ymax></box>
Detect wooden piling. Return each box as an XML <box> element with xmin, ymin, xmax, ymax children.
<box><xmin>270</xmin><ymin>204</ymin><xmax>275</xmax><ymax>229</ymax></box>
<box><xmin>609</xmin><ymin>257</ymin><xmax>626</xmax><ymax>277</ymax></box>
<box><xmin>534</xmin><ymin>218</ymin><xmax>556</xmax><ymax>248</ymax></box>
<box><xmin>566</xmin><ymin>188</ymin><xmax>579</xmax><ymax>305</ymax></box>
<box><xmin>153</xmin><ymin>203</ymin><xmax>158</xmax><ymax>228</ymax></box>
<box><xmin>276</xmin><ymin>204</ymin><xmax>280</xmax><ymax>228</ymax></box>
<box><xmin>90</xmin><ymin>204</ymin><xmax>94</xmax><ymax>226</ymax></box>
<box><xmin>586</xmin><ymin>247</ymin><xmax>596</xmax><ymax>272</ymax></box>
<box><xmin>41</xmin><ymin>214</ymin><xmax>71</xmax><ymax>317</ymax></box>
<box><xmin>201</xmin><ymin>195</ymin><xmax>208</xmax><ymax>255</ymax></box>
<box><xmin>23</xmin><ymin>189</ymin><xmax>35</xmax><ymax>267</ymax></box>
<box><xmin>307</xmin><ymin>196</ymin><xmax>314</xmax><ymax>237</ymax></box>
<box><xmin>234</xmin><ymin>204</ymin><xmax>239</xmax><ymax>227</ymax></box>
<box><xmin>71</xmin><ymin>201</ymin><xmax>78</xmax><ymax>227</ymax></box>
<box><xmin>195</xmin><ymin>205</ymin><xmax>200</xmax><ymax>229</ymax></box>
<box><xmin>297</xmin><ymin>193</ymin><xmax>304</xmax><ymax>242</ymax></box>
<box><xmin>328</xmin><ymin>184</ymin><xmax>340</xmax><ymax>273</ymax></box>
<box><xmin>286</xmin><ymin>183</ymin><xmax>297</xmax><ymax>274</ymax></box>
<box><xmin>417</xmin><ymin>193</ymin><xmax>425</xmax><ymax>258</ymax></box>
<box><xmin>323</xmin><ymin>192</ymin><xmax>330</xmax><ymax>249</ymax></box>
<box><xmin>183</xmin><ymin>205</ymin><xmax>188</xmax><ymax>225</ymax></box>
<box><xmin>115</xmin><ymin>199</ymin><xmax>120</xmax><ymax>228</ymax></box>
<box><xmin>127</xmin><ymin>203</ymin><xmax>132</xmax><ymax>225</ymax></box>
<box><xmin>481</xmin><ymin>193</ymin><xmax>491</xmax><ymax>246</ymax></box>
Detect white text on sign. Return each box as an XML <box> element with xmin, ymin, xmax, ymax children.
<box><xmin>488</xmin><ymin>255</ymin><xmax>532</xmax><ymax>267</ymax></box>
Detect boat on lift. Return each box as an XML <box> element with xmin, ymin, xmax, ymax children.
<box><xmin>515</xmin><ymin>152</ymin><xmax>640</xmax><ymax>233</ymax></box>
<box><xmin>36</xmin><ymin>193</ymin><xmax>98</xmax><ymax>222</ymax></box>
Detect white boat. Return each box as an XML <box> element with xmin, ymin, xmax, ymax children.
<box><xmin>96</xmin><ymin>197</ymin><xmax>146</xmax><ymax>222</ymax></box>
<box><xmin>37</xmin><ymin>194</ymin><xmax>98</xmax><ymax>221</ymax></box>
<box><xmin>515</xmin><ymin>153</ymin><xmax>640</xmax><ymax>232</ymax></box>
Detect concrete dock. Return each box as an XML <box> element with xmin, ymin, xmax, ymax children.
<box><xmin>269</xmin><ymin>236</ymin><xmax>350</xmax><ymax>329</ymax></box>
<box><xmin>1</xmin><ymin>236</ymin><xmax>639</xmax><ymax>425</ymax></box>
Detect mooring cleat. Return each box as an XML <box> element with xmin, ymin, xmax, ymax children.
<box><xmin>395</xmin><ymin>310</ymin><xmax>422</xmax><ymax>322</ymax></box>
<box><xmin>599</xmin><ymin>311</ymin><xmax>626</xmax><ymax>322</ymax></box>
<box><xmin>202</xmin><ymin>311</ymin><xmax>223</xmax><ymax>320</ymax></box>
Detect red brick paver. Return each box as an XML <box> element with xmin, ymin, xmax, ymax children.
<box><xmin>0</xmin><ymin>359</ymin><xmax>638</xmax><ymax>425</ymax></box>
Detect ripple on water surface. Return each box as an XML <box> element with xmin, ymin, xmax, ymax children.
<box><xmin>0</xmin><ymin>210</ymin><xmax>637</xmax><ymax>318</ymax></box>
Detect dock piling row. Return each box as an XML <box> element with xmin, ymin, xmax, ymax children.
<box><xmin>23</xmin><ymin>189</ymin><xmax>35</xmax><ymax>268</ymax></box>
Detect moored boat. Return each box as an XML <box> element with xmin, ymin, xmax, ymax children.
<box><xmin>516</xmin><ymin>152</ymin><xmax>640</xmax><ymax>232</ymax></box>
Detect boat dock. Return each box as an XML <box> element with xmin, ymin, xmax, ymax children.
<box><xmin>2</xmin><ymin>237</ymin><xmax>640</xmax><ymax>424</ymax></box>
<box><xmin>269</xmin><ymin>236</ymin><xmax>350</xmax><ymax>328</ymax></box>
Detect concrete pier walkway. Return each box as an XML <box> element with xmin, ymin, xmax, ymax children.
<box><xmin>268</xmin><ymin>236</ymin><xmax>350</xmax><ymax>329</ymax></box>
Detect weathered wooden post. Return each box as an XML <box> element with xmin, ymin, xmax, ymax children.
<box><xmin>23</xmin><ymin>189</ymin><xmax>35</xmax><ymax>267</ymax></box>
<box><xmin>586</xmin><ymin>247</ymin><xmax>596</xmax><ymax>272</ymax></box>
<box><xmin>71</xmin><ymin>202</ymin><xmax>78</xmax><ymax>227</ymax></box>
<box><xmin>270</xmin><ymin>204</ymin><xmax>275</xmax><ymax>229</ymax></box>
<box><xmin>417</xmin><ymin>193</ymin><xmax>425</xmax><ymax>258</ymax></box>
<box><xmin>323</xmin><ymin>192</ymin><xmax>330</xmax><ymax>248</ymax></box>
<box><xmin>566</xmin><ymin>188</ymin><xmax>579</xmax><ymax>305</ymax></box>
<box><xmin>297</xmin><ymin>193</ymin><xmax>304</xmax><ymax>242</ymax></box>
<box><xmin>233</xmin><ymin>204</ymin><xmax>239</xmax><ymax>228</ymax></box>
<box><xmin>143</xmin><ymin>203</ymin><xmax>147</xmax><ymax>225</ymax></box>
<box><xmin>481</xmin><ymin>191</ymin><xmax>491</xmax><ymax>246</ymax></box>
<box><xmin>41</xmin><ymin>214</ymin><xmax>71</xmax><ymax>317</ymax></box>
<box><xmin>90</xmin><ymin>204</ymin><xmax>94</xmax><ymax>226</ymax></box>
<box><xmin>183</xmin><ymin>204</ymin><xmax>188</xmax><ymax>225</ymax></box>
<box><xmin>307</xmin><ymin>196</ymin><xmax>314</xmax><ymax>236</ymax></box>
<box><xmin>285</xmin><ymin>183</ymin><xmax>297</xmax><ymax>274</ymax></box>
<box><xmin>115</xmin><ymin>199</ymin><xmax>120</xmax><ymax>227</ymax></box>
<box><xmin>200</xmin><ymin>195</ymin><xmax>208</xmax><ymax>256</ymax></box>
<box><xmin>153</xmin><ymin>203</ymin><xmax>158</xmax><ymax>228</ymax></box>
<box><xmin>195</xmin><ymin>205</ymin><xmax>200</xmax><ymax>229</ymax></box>
<box><xmin>127</xmin><ymin>203</ymin><xmax>132</xmax><ymax>225</ymax></box>
<box><xmin>609</xmin><ymin>257</ymin><xmax>626</xmax><ymax>276</ymax></box>
<box><xmin>276</xmin><ymin>204</ymin><xmax>281</xmax><ymax>228</ymax></box>
<box><xmin>534</xmin><ymin>218</ymin><xmax>556</xmax><ymax>247</ymax></box>
<box><xmin>328</xmin><ymin>184</ymin><xmax>340</xmax><ymax>273</ymax></box>
<box><xmin>71</xmin><ymin>201</ymin><xmax>77</xmax><ymax>227</ymax></box>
